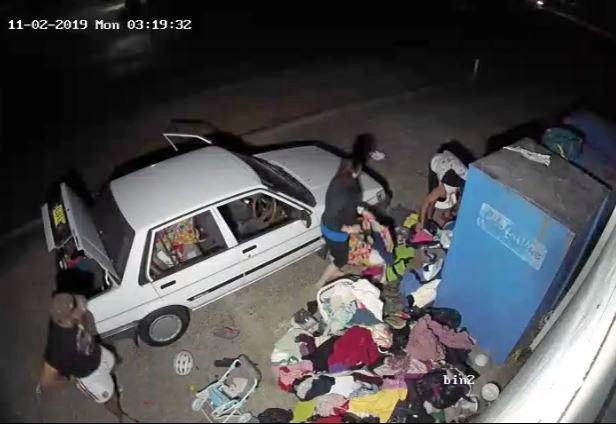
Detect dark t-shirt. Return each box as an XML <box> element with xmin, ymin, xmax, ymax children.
<box><xmin>44</xmin><ymin>321</ymin><xmax>102</xmax><ymax>378</ymax></box>
<box><xmin>321</xmin><ymin>175</ymin><xmax>362</xmax><ymax>231</ymax></box>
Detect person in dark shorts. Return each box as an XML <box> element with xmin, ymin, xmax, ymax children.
<box><xmin>38</xmin><ymin>293</ymin><xmax>136</xmax><ymax>422</ymax></box>
<box><xmin>316</xmin><ymin>157</ymin><xmax>364</xmax><ymax>287</ymax></box>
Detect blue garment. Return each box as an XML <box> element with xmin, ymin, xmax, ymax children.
<box><xmin>372</xmin><ymin>231</ymin><xmax>395</xmax><ymax>265</ymax></box>
<box><xmin>399</xmin><ymin>271</ymin><xmax>422</xmax><ymax>300</ymax></box>
<box><xmin>321</xmin><ymin>224</ymin><xmax>349</xmax><ymax>242</ymax></box>
<box><xmin>349</xmin><ymin>383</ymin><xmax>379</xmax><ymax>398</ymax></box>
<box><xmin>350</xmin><ymin>308</ymin><xmax>382</xmax><ymax>326</ymax></box>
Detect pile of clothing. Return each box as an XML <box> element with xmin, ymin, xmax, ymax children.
<box><xmin>356</xmin><ymin>212</ymin><xmax>451</xmax><ymax>286</ymax></box>
<box><xmin>271</xmin><ymin>277</ymin><xmax>481</xmax><ymax>423</ymax></box>
<box><xmin>347</xmin><ymin>210</ymin><xmax>395</xmax><ymax>268</ymax></box>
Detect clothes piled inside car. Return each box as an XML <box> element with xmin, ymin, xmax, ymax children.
<box><xmin>267</xmin><ymin>211</ymin><xmax>484</xmax><ymax>423</ymax></box>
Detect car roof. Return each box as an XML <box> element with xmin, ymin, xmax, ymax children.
<box><xmin>110</xmin><ymin>147</ymin><xmax>262</xmax><ymax>229</ymax></box>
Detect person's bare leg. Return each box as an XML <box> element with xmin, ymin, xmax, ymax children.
<box><xmin>426</xmin><ymin>204</ymin><xmax>435</xmax><ymax>228</ymax></box>
<box><xmin>105</xmin><ymin>376</ymin><xmax>139</xmax><ymax>423</ymax></box>
<box><xmin>431</xmin><ymin>209</ymin><xmax>446</xmax><ymax>227</ymax></box>
<box><xmin>104</xmin><ymin>391</ymin><xmax>125</xmax><ymax>422</ymax></box>
<box><xmin>315</xmin><ymin>263</ymin><xmax>344</xmax><ymax>288</ymax></box>
<box><xmin>441</xmin><ymin>209</ymin><xmax>453</xmax><ymax>225</ymax></box>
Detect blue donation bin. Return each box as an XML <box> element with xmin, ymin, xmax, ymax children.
<box><xmin>437</xmin><ymin>139</ymin><xmax>610</xmax><ymax>364</ymax></box>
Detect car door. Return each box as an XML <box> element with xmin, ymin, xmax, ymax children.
<box><xmin>143</xmin><ymin>207</ymin><xmax>247</xmax><ymax>309</ymax></box>
<box><xmin>216</xmin><ymin>190</ymin><xmax>322</xmax><ymax>286</ymax></box>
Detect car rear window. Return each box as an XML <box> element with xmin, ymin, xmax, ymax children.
<box><xmin>238</xmin><ymin>154</ymin><xmax>316</xmax><ymax>207</ymax></box>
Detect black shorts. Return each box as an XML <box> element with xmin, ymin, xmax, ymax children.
<box><xmin>324</xmin><ymin>237</ymin><xmax>349</xmax><ymax>268</ymax></box>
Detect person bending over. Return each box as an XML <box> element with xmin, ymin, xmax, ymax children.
<box><xmin>419</xmin><ymin>147</ymin><xmax>467</xmax><ymax>231</ymax></box>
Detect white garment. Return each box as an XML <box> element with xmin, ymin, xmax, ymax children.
<box><xmin>330</xmin><ymin>375</ymin><xmax>358</xmax><ymax>397</ymax></box>
<box><xmin>430</xmin><ymin>151</ymin><xmax>468</xmax><ymax>181</ymax></box>
<box><xmin>318</xmin><ymin>278</ymin><xmax>383</xmax><ymax>324</ymax></box>
<box><xmin>370</xmin><ymin>150</ymin><xmax>386</xmax><ymax>161</ymax></box>
<box><xmin>75</xmin><ymin>347</ymin><xmax>115</xmax><ymax>404</ymax></box>
<box><xmin>503</xmin><ymin>146</ymin><xmax>551</xmax><ymax>166</ymax></box>
<box><xmin>439</xmin><ymin>230</ymin><xmax>453</xmax><ymax>249</ymax></box>
<box><xmin>368</xmin><ymin>250</ymin><xmax>385</xmax><ymax>266</ymax></box>
<box><xmin>436</xmin><ymin>190</ymin><xmax>458</xmax><ymax>210</ymax></box>
<box><xmin>411</xmin><ymin>279</ymin><xmax>441</xmax><ymax>308</ymax></box>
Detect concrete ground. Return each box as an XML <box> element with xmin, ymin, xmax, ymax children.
<box><xmin>0</xmin><ymin>61</ymin><xmax>578</xmax><ymax>422</ymax></box>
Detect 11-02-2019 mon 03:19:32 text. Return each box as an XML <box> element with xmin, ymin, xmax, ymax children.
<box><xmin>7</xmin><ymin>19</ymin><xmax>192</xmax><ymax>31</ymax></box>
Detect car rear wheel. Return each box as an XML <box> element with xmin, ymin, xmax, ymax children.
<box><xmin>138</xmin><ymin>306</ymin><xmax>190</xmax><ymax>347</ymax></box>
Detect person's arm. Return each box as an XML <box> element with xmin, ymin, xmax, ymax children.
<box><xmin>81</xmin><ymin>311</ymin><xmax>98</xmax><ymax>336</ymax></box>
<box><xmin>419</xmin><ymin>184</ymin><xmax>447</xmax><ymax>230</ymax></box>
<box><xmin>73</xmin><ymin>295</ymin><xmax>98</xmax><ymax>336</ymax></box>
<box><xmin>341</xmin><ymin>224</ymin><xmax>362</xmax><ymax>234</ymax></box>
<box><xmin>39</xmin><ymin>361</ymin><xmax>69</xmax><ymax>390</ymax></box>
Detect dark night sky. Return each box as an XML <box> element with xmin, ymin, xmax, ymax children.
<box><xmin>3</xmin><ymin>0</ymin><xmax>616</xmax><ymax>146</ymax></box>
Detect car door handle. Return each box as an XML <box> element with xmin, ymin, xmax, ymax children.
<box><xmin>242</xmin><ymin>245</ymin><xmax>257</xmax><ymax>254</ymax></box>
<box><xmin>160</xmin><ymin>280</ymin><xmax>176</xmax><ymax>290</ymax></box>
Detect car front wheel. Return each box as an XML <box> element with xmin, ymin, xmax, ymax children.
<box><xmin>138</xmin><ymin>306</ymin><xmax>190</xmax><ymax>347</ymax></box>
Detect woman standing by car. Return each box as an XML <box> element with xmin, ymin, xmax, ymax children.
<box><xmin>315</xmin><ymin>137</ymin><xmax>372</xmax><ymax>287</ymax></box>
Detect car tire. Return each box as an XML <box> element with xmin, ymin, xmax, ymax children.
<box><xmin>138</xmin><ymin>306</ymin><xmax>190</xmax><ymax>347</ymax></box>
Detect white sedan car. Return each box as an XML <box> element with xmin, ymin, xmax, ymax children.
<box><xmin>42</xmin><ymin>144</ymin><xmax>386</xmax><ymax>346</ymax></box>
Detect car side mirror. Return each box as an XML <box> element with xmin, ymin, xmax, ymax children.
<box><xmin>300</xmin><ymin>210</ymin><xmax>312</xmax><ymax>228</ymax></box>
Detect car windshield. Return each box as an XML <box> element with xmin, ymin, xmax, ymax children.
<box><xmin>92</xmin><ymin>187</ymin><xmax>135</xmax><ymax>280</ymax></box>
<box><xmin>238</xmin><ymin>154</ymin><xmax>316</xmax><ymax>207</ymax></box>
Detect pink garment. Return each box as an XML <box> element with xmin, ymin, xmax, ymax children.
<box><xmin>407</xmin><ymin>316</ymin><xmax>475</xmax><ymax>362</ymax></box>
<box><xmin>361</xmin><ymin>265</ymin><xmax>384</xmax><ymax>278</ymax></box>
<box><xmin>374</xmin><ymin>354</ymin><xmax>430</xmax><ymax>377</ymax></box>
<box><xmin>276</xmin><ymin>360</ymin><xmax>314</xmax><ymax>391</ymax></box>
<box><xmin>382</xmin><ymin>377</ymin><xmax>408</xmax><ymax>390</ymax></box>
<box><xmin>407</xmin><ymin>316</ymin><xmax>446</xmax><ymax>361</ymax></box>
<box><xmin>411</xmin><ymin>230</ymin><xmax>434</xmax><ymax>244</ymax></box>
<box><xmin>314</xmin><ymin>393</ymin><xmax>349</xmax><ymax>417</ymax></box>
<box><xmin>426</xmin><ymin>317</ymin><xmax>475</xmax><ymax>350</ymax></box>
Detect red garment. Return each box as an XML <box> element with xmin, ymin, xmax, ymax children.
<box><xmin>327</xmin><ymin>327</ymin><xmax>382</xmax><ymax>372</ymax></box>
<box><xmin>314</xmin><ymin>416</ymin><xmax>343</xmax><ymax>423</ymax></box>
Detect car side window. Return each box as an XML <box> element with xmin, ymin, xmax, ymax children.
<box><xmin>218</xmin><ymin>193</ymin><xmax>299</xmax><ymax>243</ymax></box>
<box><xmin>149</xmin><ymin>210</ymin><xmax>227</xmax><ymax>279</ymax></box>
